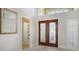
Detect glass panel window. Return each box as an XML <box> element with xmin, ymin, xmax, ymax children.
<box><xmin>38</xmin><ymin>8</ymin><xmax>74</xmax><ymax>16</ymax></box>
<box><xmin>40</xmin><ymin>23</ymin><xmax>46</xmax><ymax>42</ymax></box>
<box><xmin>49</xmin><ymin>23</ymin><xmax>56</xmax><ymax>43</ymax></box>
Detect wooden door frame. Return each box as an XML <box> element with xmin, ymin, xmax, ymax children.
<box><xmin>39</xmin><ymin>21</ymin><xmax>47</xmax><ymax>45</ymax></box>
<box><xmin>39</xmin><ymin>19</ymin><xmax>58</xmax><ymax>47</ymax></box>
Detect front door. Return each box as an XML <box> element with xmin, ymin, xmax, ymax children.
<box><xmin>39</xmin><ymin>19</ymin><xmax>58</xmax><ymax>47</ymax></box>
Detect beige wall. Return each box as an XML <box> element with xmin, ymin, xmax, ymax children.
<box><xmin>0</xmin><ymin>8</ymin><xmax>36</xmax><ymax>50</ymax></box>
<box><xmin>34</xmin><ymin>10</ymin><xmax>79</xmax><ymax>50</ymax></box>
<box><xmin>0</xmin><ymin>8</ymin><xmax>79</xmax><ymax>50</ymax></box>
<box><xmin>0</xmin><ymin>9</ymin><xmax>22</xmax><ymax>50</ymax></box>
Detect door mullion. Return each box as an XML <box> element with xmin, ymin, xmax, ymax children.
<box><xmin>46</xmin><ymin>21</ymin><xmax>49</xmax><ymax>45</ymax></box>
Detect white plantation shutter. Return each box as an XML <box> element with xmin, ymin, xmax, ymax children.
<box><xmin>67</xmin><ymin>19</ymin><xmax>78</xmax><ymax>48</ymax></box>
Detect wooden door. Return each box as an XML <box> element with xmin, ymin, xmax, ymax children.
<box><xmin>22</xmin><ymin>17</ymin><xmax>29</xmax><ymax>49</ymax></box>
<box><xmin>39</xmin><ymin>19</ymin><xmax>58</xmax><ymax>47</ymax></box>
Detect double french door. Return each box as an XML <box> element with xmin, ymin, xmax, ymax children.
<box><xmin>39</xmin><ymin>19</ymin><xmax>58</xmax><ymax>47</ymax></box>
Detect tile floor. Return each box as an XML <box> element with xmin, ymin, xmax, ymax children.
<box><xmin>23</xmin><ymin>45</ymin><xmax>73</xmax><ymax>51</ymax></box>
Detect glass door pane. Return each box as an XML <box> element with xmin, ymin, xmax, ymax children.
<box><xmin>40</xmin><ymin>23</ymin><xmax>46</xmax><ymax>42</ymax></box>
<box><xmin>49</xmin><ymin>23</ymin><xmax>56</xmax><ymax>43</ymax></box>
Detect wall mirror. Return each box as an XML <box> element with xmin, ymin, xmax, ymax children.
<box><xmin>0</xmin><ymin>8</ymin><xmax>17</xmax><ymax>34</ymax></box>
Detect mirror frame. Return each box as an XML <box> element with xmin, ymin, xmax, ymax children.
<box><xmin>0</xmin><ymin>8</ymin><xmax>17</xmax><ymax>34</ymax></box>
